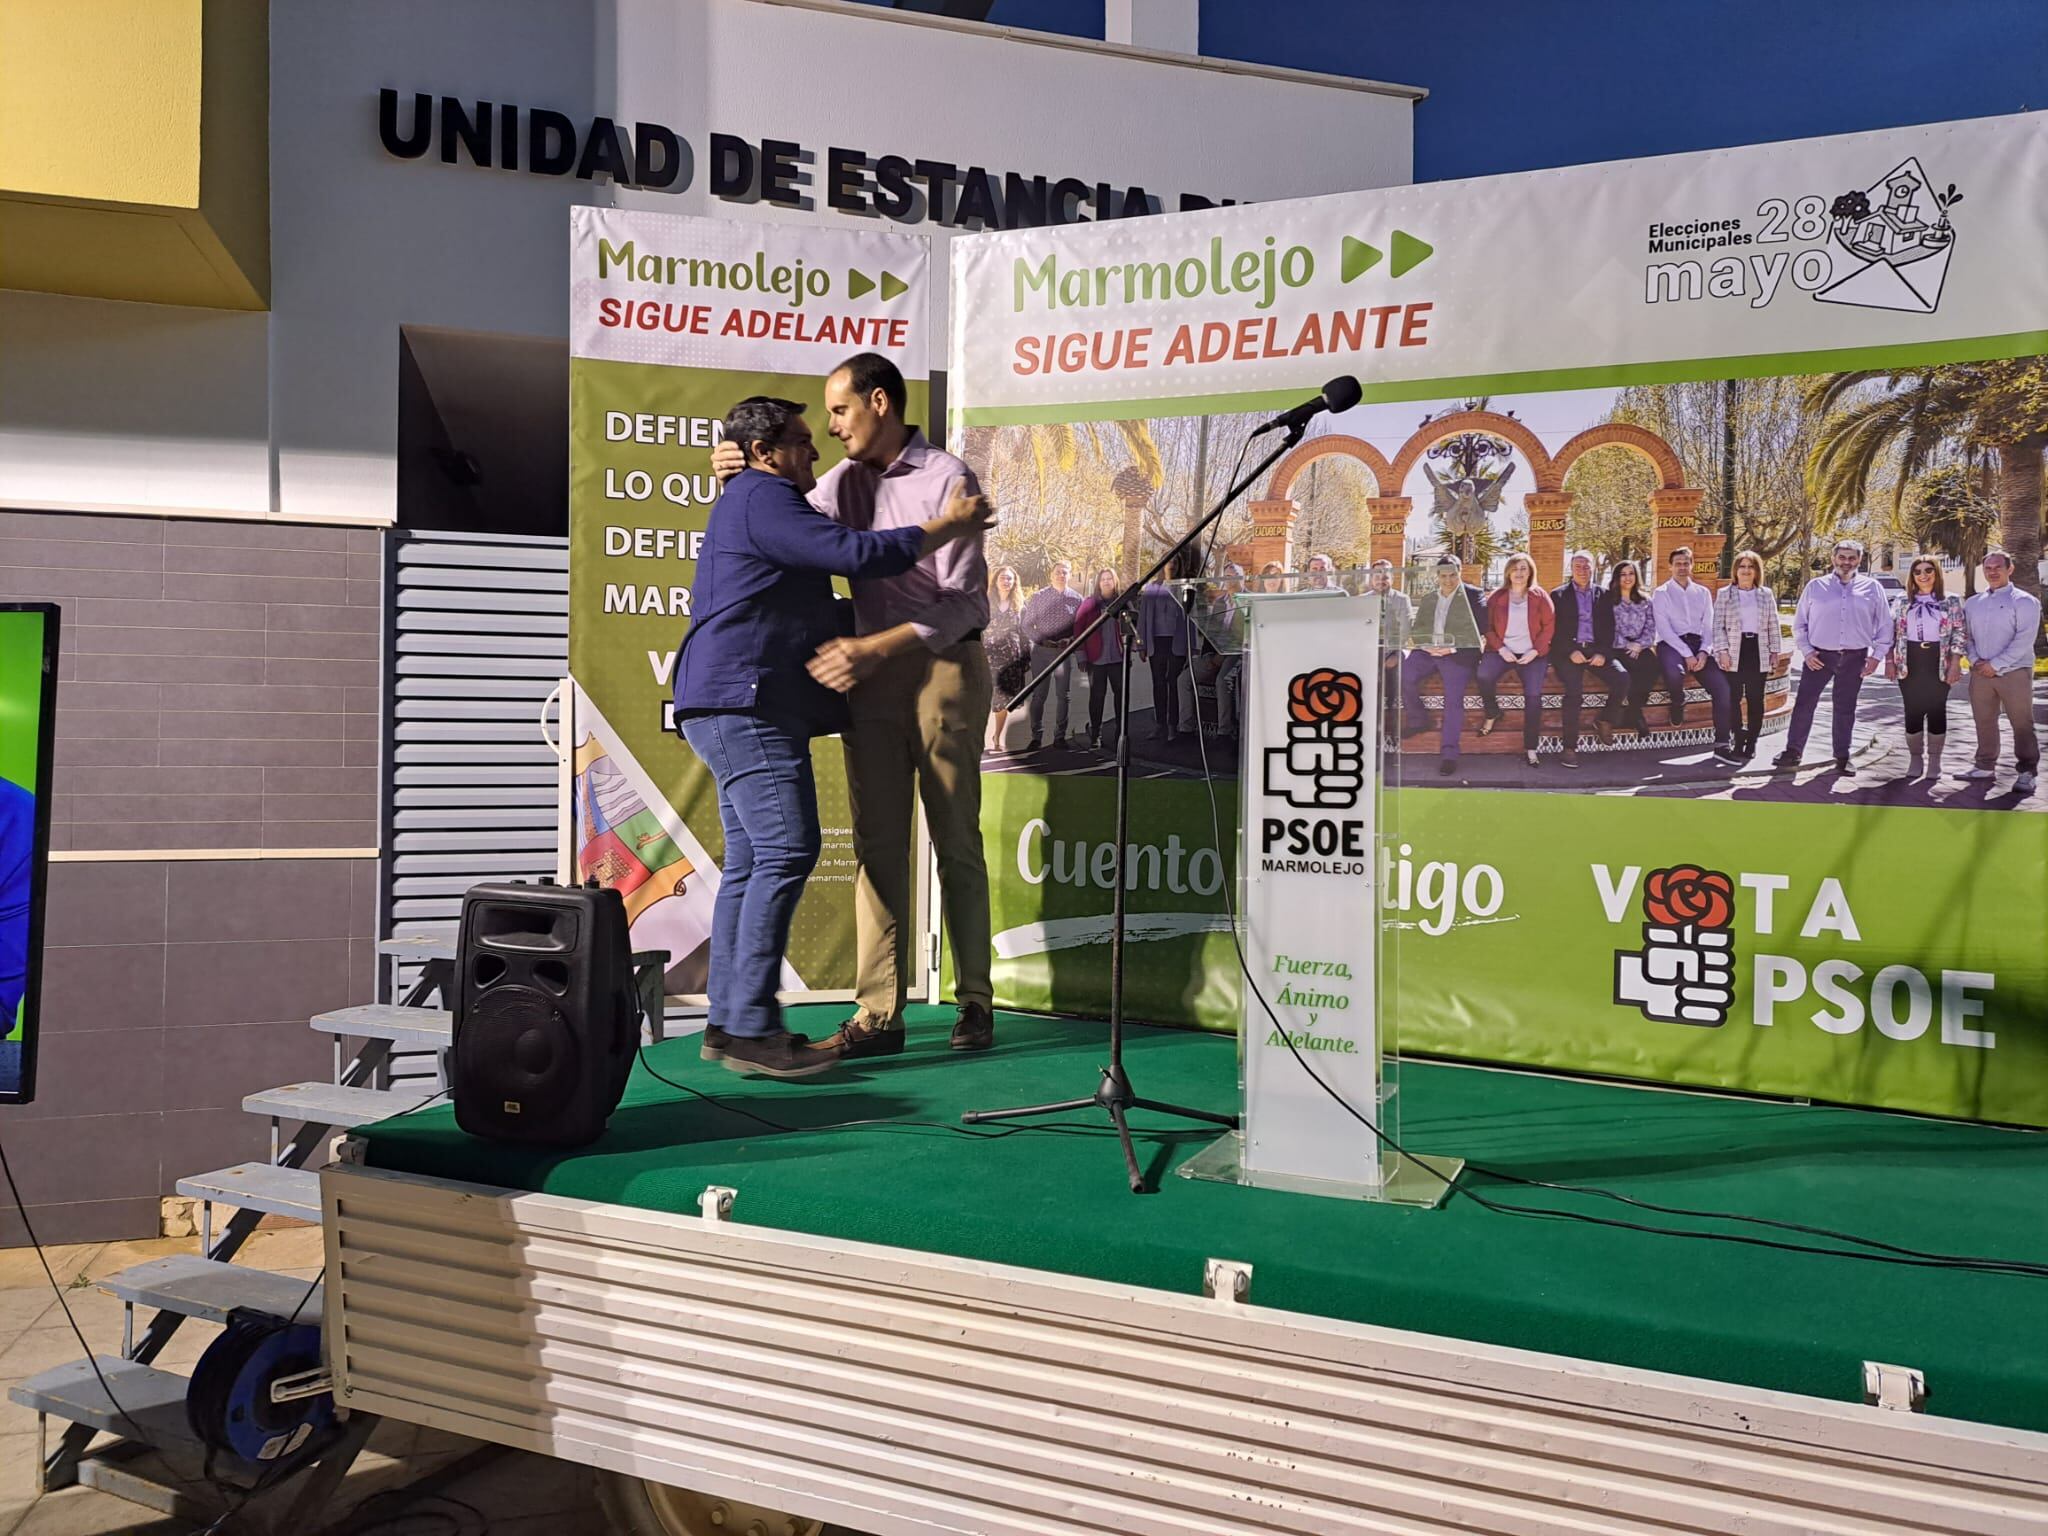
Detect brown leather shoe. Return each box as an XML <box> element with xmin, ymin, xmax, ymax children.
<box><xmin>719</xmin><ymin>1029</ymin><xmax>843</xmax><ymax>1079</ymax></box>
<box><xmin>829</xmin><ymin>1010</ymin><xmax>905</xmax><ymax>1059</ymax></box>
<box><xmin>700</xmin><ymin>1025</ymin><xmax>806</xmax><ymax>1061</ymax></box>
<box><xmin>949</xmin><ymin>1003</ymin><xmax>995</xmax><ymax>1052</ymax></box>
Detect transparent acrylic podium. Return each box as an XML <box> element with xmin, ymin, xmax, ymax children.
<box><xmin>1173</xmin><ymin>568</ymin><xmax>1461</xmax><ymax>1207</ymax></box>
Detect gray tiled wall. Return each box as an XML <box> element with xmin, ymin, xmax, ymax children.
<box><xmin>0</xmin><ymin>510</ymin><xmax>386</xmax><ymax>1244</ymax></box>
<box><xmin>0</xmin><ymin>510</ymin><xmax>382</xmax><ymax>851</ymax></box>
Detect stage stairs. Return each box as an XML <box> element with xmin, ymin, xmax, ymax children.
<box><xmin>12</xmin><ymin>933</ymin><xmax>678</xmax><ymax>1525</ymax></box>
<box><xmin>7</xmin><ymin>935</ymin><xmax>461</xmax><ymax>1525</ymax></box>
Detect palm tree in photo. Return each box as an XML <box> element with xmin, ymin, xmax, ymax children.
<box><xmin>1910</xmin><ymin>465</ymin><xmax>1999</xmax><ymax>596</ymax></box>
<box><xmin>1806</xmin><ymin>358</ymin><xmax>2047</xmax><ymax>649</ymax></box>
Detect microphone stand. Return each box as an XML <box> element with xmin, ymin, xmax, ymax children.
<box><xmin>964</xmin><ymin>419</ymin><xmax>1308</xmax><ymax>1193</ymax></box>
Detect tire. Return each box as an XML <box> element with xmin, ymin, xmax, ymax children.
<box><xmin>593</xmin><ymin>1469</ymin><xmax>855</xmax><ymax>1536</ymax></box>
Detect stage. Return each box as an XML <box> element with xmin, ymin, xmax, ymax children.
<box><xmin>354</xmin><ymin>1005</ymin><xmax>2048</xmax><ymax>1439</ymax></box>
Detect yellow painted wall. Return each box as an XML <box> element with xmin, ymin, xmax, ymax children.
<box><xmin>0</xmin><ymin>0</ymin><xmax>266</xmax><ymax>308</ymax></box>
<box><xmin>0</xmin><ymin>0</ymin><xmax>204</xmax><ymax>207</ymax></box>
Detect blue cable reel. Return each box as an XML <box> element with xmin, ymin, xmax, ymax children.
<box><xmin>186</xmin><ymin>1308</ymin><xmax>336</xmax><ymax>1471</ymax></box>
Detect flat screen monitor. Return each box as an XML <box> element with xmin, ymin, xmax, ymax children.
<box><xmin>0</xmin><ymin>603</ymin><xmax>58</xmax><ymax>1105</ymax></box>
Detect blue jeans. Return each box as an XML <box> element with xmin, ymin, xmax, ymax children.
<box><xmin>679</xmin><ymin>712</ymin><xmax>820</xmax><ymax>1039</ymax></box>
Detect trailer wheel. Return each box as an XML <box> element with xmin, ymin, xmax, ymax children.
<box><xmin>593</xmin><ymin>1469</ymin><xmax>842</xmax><ymax>1536</ymax></box>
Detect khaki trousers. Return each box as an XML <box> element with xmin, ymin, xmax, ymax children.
<box><xmin>1970</xmin><ymin>666</ymin><xmax>2040</xmax><ymax>771</ymax></box>
<box><xmin>842</xmin><ymin>641</ymin><xmax>994</xmax><ymax>1018</ymax></box>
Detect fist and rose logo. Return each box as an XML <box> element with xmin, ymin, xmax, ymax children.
<box><xmin>1616</xmin><ymin>865</ymin><xmax>1736</xmax><ymax>1027</ymax></box>
<box><xmin>1267</xmin><ymin>668</ymin><xmax>1367</xmax><ymax>812</ymax></box>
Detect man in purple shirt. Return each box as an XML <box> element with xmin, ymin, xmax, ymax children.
<box><xmin>714</xmin><ymin>353</ymin><xmax>996</xmax><ymax>1057</ymax></box>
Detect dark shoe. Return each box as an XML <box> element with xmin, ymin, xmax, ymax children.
<box><xmin>720</xmin><ymin>1029</ymin><xmax>843</xmax><ymax>1079</ymax></box>
<box><xmin>1593</xmin><ymin>719</ymin><xmax>1616</xmax><ymax>745</ymax></box>
<box><xmin>1559</xmin><ymin>748</ymin><xmax>1580</xmax><ymax>769</ymax></box>
<box><xmin>949</xmin><ymin>1003</ymin><xmax>995</xmax><ymax>1052</ymax></box>
<box><xmin>701</xmin><ymin>1024</ymin><xmax>808</xmax><ymax>1061</ymax></box>
<box><xmin>1834</xmin><ymin>758</ymin><xmax>1853</xmax><ymax>775</ymax></box>
<box><xmin>1772</xmin><ymin>752</ymin><xmax>1801</xmax><ymax>771</ymax></box>
<box><xmin>1713</xmin><ymin>741</ymin><xmax>1741</xmax><ymax>763</ymax></box>
<box><xmin>831</xmin><ymin>1010</ymin><xmax>906</xmax><ymax>1059</ymax></box>
<box><xmin>1437</xmin><ymin>758</ymin><xmax>1456</xmax><ymax>777</ymax></box>
<box><xmin>1025</xmin><ymin>736</ymin><xmax>1041</xmax><ymax>752</ymax></box>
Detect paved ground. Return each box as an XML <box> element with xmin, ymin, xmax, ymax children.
<box><xmin>0</xmin><ymin>1227</ymin><xmax>611</xmax><ymax>1536</ymax></box>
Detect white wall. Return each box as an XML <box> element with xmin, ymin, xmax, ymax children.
<box><xmin>5</xmin><ymin>0</ymin><xmax>1415</xmax><ymax>526</ymax></box>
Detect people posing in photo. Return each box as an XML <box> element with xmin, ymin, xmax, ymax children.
<box><xmin>1369</xmin><ymin>559</ymin><xmax>1412</xmax><ymax>738</ymax></box>
<box><xmin>1600</xmin><ymin>559</ymin><xmax>1662</xmax><ymax>735</ymax></box>
<box><xmin>1020</xmin><ymin>559</ymin><xmax>1084</xmax><ymax>750</ymax></box>
<box><xmin>1478</xmin><ymin>552</ymin><xmax>1555</xmax><ymax>768</ymax></box>
<box><xmin>1712</xmin><ymin>549</ymin><xmax>1783</xmax><ymax>761</ymax></box>
<box><xmin>676</xmin><ymin>396</ymin><xmax>993</xmax><ymax>1078</ymax></box>
<box><xmin>1653</xmin><ymin>546</ymin><xmax>1737</xmax><ymax>761</ymax></box>
<box><xmin>1074</xmin><ymin>567</ymin><xmax>1126</xmax><ymax>750</ymax></box>
<box><xmin>1548</xmin><ymin>550</ymin><xmax>1623</xmax><ymax>768</ymax></box>
<box><xmin>1303</xmin><ymin>551</ymin><xmax>1339</xmax><ymax>590</ymax></box>
<box><xmin>1137</xmin><ymin>570</ymin><xmax>1192</xmax><ymax>740</ymax></box>
<box><xmin>982</xmin><ymin>566</ymin><xmax>1029</xmax><ymax>757</ymax></box>
<box><xmin>1401</xmin><ymin>555</ymin><xmax>1487</xmax><ymax>776</ymax></box>
<box><xmin>1885</xmin><ymin>556</ymin><xmax>1966</xmax><ymax>781</ymax></box>
<box><xmin>1773</xmin><ymin>539</ymin><xmax>1891</xmax><ymax>776</ymax></box>
<box><xmin>1958</xmin><ymin>548</ymin><xmax>2042</xmax><ymax>793</ymax></box>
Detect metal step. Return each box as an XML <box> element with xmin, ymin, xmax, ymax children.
<box><xmin>376</xmin><ymin>933</ymin><xmax>455</xmax><ymax>962</ymax></box>
<box><xmin>244</xmin><ymin>1081</ymin><xmax>435</xmax><ymax>1129</ymax></box>
<box><xmin>11</xmin><ymin>1357</ymin><xmax>203</xmax><ymax>1455</ymax></box>
<box><xmin>310</xmin><ymin>1003</ymin><xmax>452</xmax><ymax>1052</ymax></box>
<box><xmin>176</xmin><ymin>1163</ymin><xmax>321</xmax><ymax>1226</ymax></box>
<box><xmin>97</xmin><ymin>1255</ymin><xmax>322</xmax><ymax>1327</ymax></box>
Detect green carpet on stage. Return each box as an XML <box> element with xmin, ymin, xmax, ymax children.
<box><xmin>357</xmin><ymin>1006</ymin><xmax>2048</xmax><ymax>1437</ymax></box>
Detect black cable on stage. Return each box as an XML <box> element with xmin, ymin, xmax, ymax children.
<box><xmin>633</xmin><ymin>1045</ymin><xmax>1197</xmax><ymax>1145</ymax></box>
<box><xmin>1175</xmin><ymin>533</ymin><xmax>2048</xmax><ymax>1281</ymax></box>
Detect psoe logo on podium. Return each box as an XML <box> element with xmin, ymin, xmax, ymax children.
<box><xmin>1264</xmin><ymin>667</ymin><xmax>1366</xmax><ymax>811</ymax></box>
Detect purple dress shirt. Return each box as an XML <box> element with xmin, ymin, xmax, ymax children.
<box><xmin>810</xmin><ymin>429</ymin><xmax>989</xmax><ymax>650</ymax></box>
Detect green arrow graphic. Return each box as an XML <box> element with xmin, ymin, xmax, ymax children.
<box><xmin>880</xmin><ymin>271</ymin><xmax>908</xmax><ymax>301</ymax></box>
<box><xmin>1390</xmin><ymin>229</ymin><xmax>1433</xmax><ymax>278</ymax></box>
<box><xmin>1341</xmin><ymin>236</ymin><xmax>1382</xmax><ymax>282</ymax></box>
<box><xmin>847</xmin><ymin>268</ymin><xmax>875</xmax><ymax>299</ymax></box>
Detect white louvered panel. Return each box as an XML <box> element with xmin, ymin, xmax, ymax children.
<box><xmin>324</xmin><ymin>1163</ymin><xmax>2048</xmax><ymax>1536</ymax></box>
<box><xmin>382</xmin><ymin>532</ymin><xmax>566</xmax><ymax>982</ymax></box>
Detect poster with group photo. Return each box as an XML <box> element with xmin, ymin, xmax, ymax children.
<box><xmin>567</xmin><ymin>209</ymin><xmax>931</xmax><ymax>996</ymax></box>
<box><xmin>949</xmin><ymin>112</ymin><xmax>2048</xmax><ymax>1125</ymax></box>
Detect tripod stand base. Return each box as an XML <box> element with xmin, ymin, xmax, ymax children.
<box><xmin>1179</xmin><ymin>1131</ymin><xmax>1463</xmax><ymax>1209</ymax></box>
<box><xmin>963</xmin><ymin>1064</ymin><xmax>1238</xmax><ymax>1194</ymax></box>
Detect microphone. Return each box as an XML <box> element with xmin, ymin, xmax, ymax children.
<box><xmin>1250</xmin><ymin>376</ymin><xmax>1362</xmax><ymax>437</ymax></box>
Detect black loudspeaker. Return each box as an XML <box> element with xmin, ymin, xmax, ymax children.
<box><xmin>452</xmin><ymin>880</ymin><xmax>638</xmax><ymax>1147</ymax></box>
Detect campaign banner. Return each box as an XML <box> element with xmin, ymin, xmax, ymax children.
<box><xmin>568</xmin><ymin>208</ymin><xmax>931</xmax><ymax>994</ymax></box>
<box><xmin>948</xmin><ymin>113</ymin><xmax>2048</xmax><ymax>1127</ymax></box>
<box><xmin>952</xmin><ymin>111</ymin><xmax>2048</xmax><ymax>423</ymax></box>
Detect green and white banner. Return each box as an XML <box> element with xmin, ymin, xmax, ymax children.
<box><xmin>568</xmin><ymin>207</ymin><xmax>930</xmax><ymax>995</ymax></box>
<box><xmin>948</xmin><ymin>112</ymin><xmax>2048</xmax><ymax>1126</ymax></box>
